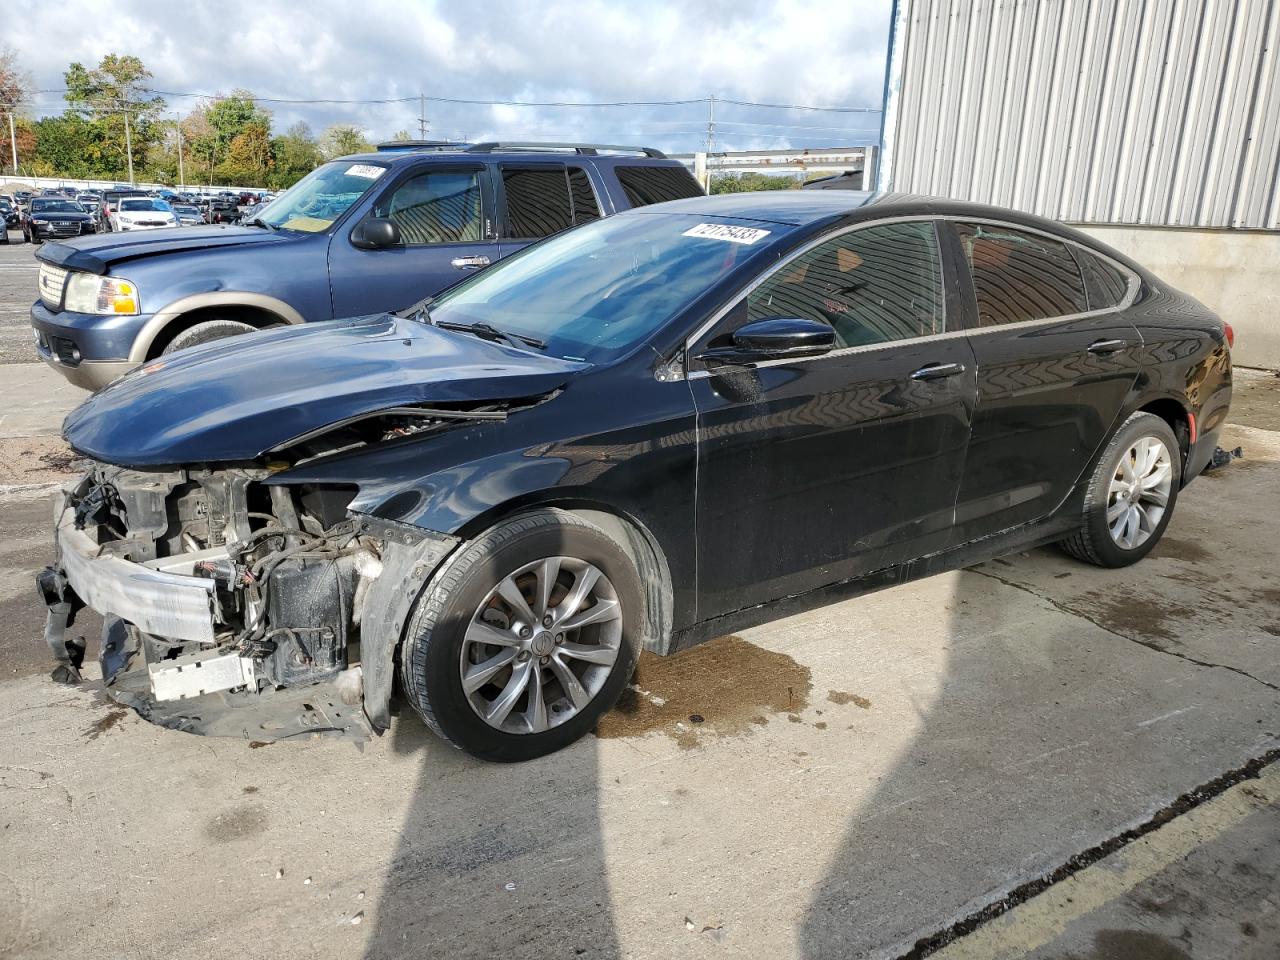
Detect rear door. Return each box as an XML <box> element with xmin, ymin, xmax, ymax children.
<box><xmin>689</xmin><ymin>219</ymin><xmax>978</xmax><ymax>620</ymax></box>
<box><xmin>945</xmin><ymin>220</ymin><xmax>1142</xmax><ymax>542</ymax></box>
<box><xmin>328</xmin><ymin>163</ymin><xmax>496</xmax><ymax>317</ymax></box>
<box><xmin>495</xmin><ymin>162</ymin><xmax>602</xmax><ymax>258</ymax></box>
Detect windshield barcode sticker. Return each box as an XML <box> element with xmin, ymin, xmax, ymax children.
<box><xmin>345</xmin><ymin>164</ymin><xmax>385</xmax><ymax>179</ymax></box>
<box><xmin>682</xmin><ymin>223</ymin><xmax>771</xmax><ymax>245</ymax></box>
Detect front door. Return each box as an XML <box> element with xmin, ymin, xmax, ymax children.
<box><xmin>945</xmin><ymin>220</ymin><xmax>1143</xmax><ymax>542</ymax></box>
<box><xmin>328</xmin><ymin>164</ymin><xmax>496</xmax><ymax>318</ymax></box>
<box><xmin>689</xmin><ymin>220</ymin><xmax>978</xmax><ymax>622</ymax></box>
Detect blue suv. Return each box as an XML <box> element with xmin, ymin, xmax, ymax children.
<box><xmin>30</xmin><ymin>142</ymin><xmax>703</xmax><ymax>389</ymax></box>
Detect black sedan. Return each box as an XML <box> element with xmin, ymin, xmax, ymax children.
<box><xmin>41</xmin><ymin>192</ymin><xmax>1231</xmax><ymax>761</ymax></box>
<box><xmin>22</xmin><ymin>197</ymin><xmax>97</xmax><ymax>243</ymax></box>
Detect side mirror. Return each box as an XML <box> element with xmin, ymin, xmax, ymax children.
<box><xmin>351</xmin><ymin>217</ymin><xmax>401</xmax><ymax>249</ymax></box>
<box><xmin>695</xmin><ymin>317</ymin><xmax>835</xmax><ymax>368</ymax></box>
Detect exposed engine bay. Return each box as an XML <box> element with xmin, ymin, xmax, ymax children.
<box><xmin>38</xmin><ymin>452</ymin><xmax>459</xmax><ymax>743</ymax></box>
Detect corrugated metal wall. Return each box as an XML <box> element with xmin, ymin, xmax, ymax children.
<box><xmin>881</xmin><ymin>0</ymin><xmax>1280</xmax><ymax>230</ymax></box>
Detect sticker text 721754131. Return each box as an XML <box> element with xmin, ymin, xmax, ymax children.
<box><xmin>682</xmin><ymin>223</ymin><xmax>771</xmax><ymax>245</ymax></box>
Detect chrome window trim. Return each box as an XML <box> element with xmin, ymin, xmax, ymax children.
<box><xmin>676</xmin><ymin>214</ymin><xmax>1142</xmax><ymax>381</ymax></box>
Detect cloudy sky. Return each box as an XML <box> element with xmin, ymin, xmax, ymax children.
<box><xmin>7</xmin><ymin>0</ymin><xmax>891</xmax><ymax>153</ymax></box>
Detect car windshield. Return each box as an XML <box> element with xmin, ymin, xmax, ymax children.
<box><xmin>120</xmin><ymin>199</ymin><xmax>170</xmax><ymax>212</ymax></box>
<box><xmin>32</xmin><ymin>200</ymin><xmax>83</xmax><ymax>213</ymax></box>
<box><xmin>255</xmin><ymin>160</ymin><xmax>387</xmax><ymax>232</ymax></box>
<box><xmin>173</xmin><ymin>205</ymin><xmax>199</xmax><ymax>215</ymax></box>
<box><xmin>426</xmin><ymin>212</ymin><xmax>789</xmax><ymax>363</ymax></box>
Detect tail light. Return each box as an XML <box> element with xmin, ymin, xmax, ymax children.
<box><xmin>1223</xmin><ymin>321</ymin><xmax>1234</xmax><ymax>349</ymax></box>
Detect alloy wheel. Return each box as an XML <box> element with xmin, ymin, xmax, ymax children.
<box><xmin>1106</xmin><ymin>436</ymin><xmax>1173</xmax><ymax>550</ymax></box>
<box><xmin>459</xmin><ymin>556</ymin><xmax>623</xmax><ymax>735</ymax></box>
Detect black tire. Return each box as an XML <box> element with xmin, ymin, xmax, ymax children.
<box><xmin>1059</xmin><ymin>411</ymin><xmax>1181</xmax><ymax>568</ymax></box>
<box><xmin>400</xmin><ymin>509</ymin><xmax>644</xmax><ymax>762</ymax></box>
<box><xmin>161</xmin><ymin>319</ymin><xmax>256</xmax><ymax>355</ymax></box>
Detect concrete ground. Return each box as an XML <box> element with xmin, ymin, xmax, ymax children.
<box><xmin>0</xmin><ymin>231</ymin><xmax>1276</xmax><ymax>959</ymax></box>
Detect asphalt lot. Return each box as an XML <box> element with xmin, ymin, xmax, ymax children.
<box><xmin>0</xmin><ymin>229</ymin><xmax>39</xmax><ymax>365</ymax></box>
<box><xmin>0</xmin><ymin>235</ymin><xmax>1277</xmax><ymax>959</ymax></box>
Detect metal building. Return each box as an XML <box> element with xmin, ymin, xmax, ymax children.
<box><xmin>879</xmin><ymin>0</ymin><xmax>1280</xmax><ymax>366</ymax></box>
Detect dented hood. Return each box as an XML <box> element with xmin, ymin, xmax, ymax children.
<box><xmin>63</xmin><ymin>314</ymin><xmax>588</xmax><ymax>466</ymax></box>
<box><xmin>37</xmin><ymin>224</ymin><xmax>288</xmax><ymax>274</ymax></box>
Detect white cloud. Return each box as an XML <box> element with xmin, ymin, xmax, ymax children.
<box><xmin>6</xmin><ymin>0</ymin><xmax>890</xmax><ymax>152</ymax></box>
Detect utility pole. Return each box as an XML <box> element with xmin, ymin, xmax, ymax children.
<box><xmin>123</xmin><ymin>108</ymin><xmax>135</xmax><ymax>185</ymax></box>
<box><xmin>418</xmin><ymin>92</ymin><xmax>429</xmax><ymax>138</ymax></box>
<box><xmin>7</xmin><ymin>111</ymin><xmax>17</xmax><ymax>175</ymax></box>
<box><xmin>706</xmin><ymin>94</ymin><xmax>716</xmax><ymax>154</ymax></box>
<box><xmin>176</xmin><ymin>122</ymin><xmax>185</xmax><ymax>189</ymax></box>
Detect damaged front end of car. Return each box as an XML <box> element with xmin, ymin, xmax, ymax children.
<box><xmin>37</xmin><ymin>313</ymin><xmax>589</xmax><ymax>743</ymax></box>
<box><xmin>39</xmin><ymin>451</ymin><xmax>459</xmax><ymax>742</ymax></box>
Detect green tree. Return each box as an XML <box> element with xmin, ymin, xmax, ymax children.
<box><xmin>0</xmin><ymin>45</ymin><xmax>34</xmax><ymax>174</ymax></box>
<box><xmin>268</xmin><ymin>121</ymin><xmax>321</xmax><ymax>189</ymax></box>
<box><xmin>217</xmin><ymin>120</ymin><xmax>273</xmax><ymax>185</ymax></box>
<box><xmin>709</xmin><ymin>172</ymin><xmax>800</xmax><ymax>194</ymax></box>
<box><xmin>32</xmin><ymin>113</ymin><xmax>106</xmax><ymax>178</ymax></box>
<box><xmin>390</xmin><ymin>129</ymin><xmax>412</xmax><ymax>142</ymax></box>
<box><xmin>320</xmin><ymin>123</ymin><xmax>371</xmax><ymax>160</ymax></box>
<box><xmin>63</xmin><ymin>54</ymin><xmax>167</xmax><ymax>179</ymax></box>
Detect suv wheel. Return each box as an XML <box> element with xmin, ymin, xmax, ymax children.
<box><xmin>1059</xmin><ymin>411</ymin><xmax>1181</xmax><ymax>568</ymax></box>
<box><xmin>400</xmin><ymin>509</ymin><xmax>643</xmax><ymax>762</ymax></box>
<box><xmin>161</xmin><ymin>319</ymin><xmax>257</xmax><ymax>355</ymax></box>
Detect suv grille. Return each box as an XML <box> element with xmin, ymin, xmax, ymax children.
<box><xmin>38</xmin><ymin>263</ymin><xmax>68</xmax><ymax>308</ymax></box>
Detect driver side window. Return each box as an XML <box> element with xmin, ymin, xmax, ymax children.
<box><xmin>747</xmin><ymin>221</ymin><xmax>944</xmax><ymax>348</ymax></box>
<box><xmin>373</xmin><ymin>169</ymin><xmax>484</xmax><ymax>245</ymax></box>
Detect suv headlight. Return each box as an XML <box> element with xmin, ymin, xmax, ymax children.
<box><xmin>32</xmin><ymin>218</ymin><xmax>48</xmax><ymax>225</ymax></box>
<box><xmin>63</xmin><ymin>273</ymin><xmax>139</xmax><ymax>315</ymax></box>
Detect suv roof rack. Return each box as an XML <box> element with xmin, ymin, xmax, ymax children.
<box><xmin>375</xmin><ymin>139</ymin><xmax>469</xmax><ymax>152</ymax></box>
<box><xmin>464</xmin><ymin>141</ymin><xmax>667</xmax><ymax>159</ymax></box>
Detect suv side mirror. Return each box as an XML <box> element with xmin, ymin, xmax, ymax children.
<box><xmin>694</xmin><ymin>317</ymin><xmax>836</xmax><ymax>368</ymax></box>
<box><xmin>352</xmin><ymin>217</ymin><xmax>401</xmax><ymax>250</ymax></box>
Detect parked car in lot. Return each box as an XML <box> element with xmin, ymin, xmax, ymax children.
<box><xmin>30</xmin><ymin>142</ymin><xmax>704</xmax><ymax>388</ymax></box>
<box><xmin>0</xmin><ymin>197</ymin><xmax>17</xmax><ymax>230</ymax></box>
<box><xmin>38</xmin><ymin>191</ymin><xmax>1232</xmax><ymax>760</ymax></box>
<box><xmin>101</xmin><ymin>189</ymin><xmax>149</xmax><ymax>228</ymax></box>
<box><xmin>201</xmin><ymin>196</ymin><xmax>240</xmax><ymax>223</ymax></box>
<box><xmin>22</xmin><ymin>197</ymin><xmax>97</xmax><ymax>243</ymax></box>
<box><xmin>109</xmin><ymin>197</ymin><xmax>179</xmax><ymax>232</ymax></box>
<box><xmin>171</xmin><ymin>203</ymin><xmax>204</xmax><ymax>226</ymax></box>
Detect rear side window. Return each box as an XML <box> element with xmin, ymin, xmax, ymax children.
<box><xmin>375</xmin><ymin>169</ymin><xmax>483</xmax><ymax>244</ymax></box>
<box><xmin>614</xmin><ymin>165</ymin><xmax>704</xmax><ymax>208</ymax></box>
<box><xmin>955</xmin><ymin>223</ymin><xmax>1089</xmax><ymax>326</ymax></box>
<box><xmin>747</xmin><ymin>221</ymin><xmax>944</xmax><ymax>347</ymax></box>
<box><xmin>568</xmin><ymin>167</ymin><xmax>601</xmax><ymax>223</ymax></box>
<box><xmin>502</xmin><ymin>167</ymin><xmax>574</xmax><ymax>239</ymax></box>
<box><xmin>1074</xmin><ymin>248</ymin><xmax>1132</xmax><ymax>310</ymax></box>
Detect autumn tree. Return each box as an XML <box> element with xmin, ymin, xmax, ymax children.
<box><xmin>63</xmin><ymin>54</ymin><xmax>167</xmax><ymax>179</ymax></box>
<box><xmin>320</xmin><ymin>123</ymin><xmax>371</xmax><ymax>160</ymax></box>
<box><xmin>0</xmin><ymin>45</ymin><xmax>33</xmax><ymax>173</ymax></box>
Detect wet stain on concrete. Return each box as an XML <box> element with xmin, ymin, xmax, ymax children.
<box><xmin>595</xmin><ymin>635</ymin><xmax>811</xmax><ymax>749</ymax></box>
<box><xmin>1074</xmin><ymin>591</ymin><xmax>1198</xmax><ymax>645</ymax></box>
<box><xmin>1150</xmin><ymin>537</ymin><xmax>1211</xmax><ymax>563</ymax></box>
<box><xmin>827</xmin><ymin>689</ymin><xmax>871</xmax><ymax>709</ymax></box>
<box><xmin>242</xmin><ymin>785</ymin><xmax>259</xmax><ymax>794</ymax></box>
<box><xmin>83</xmin><ymin>707</ymin><xmax>129</xmax><ymax>741</ymax></box>
<box><xmin>248</xmin><ymin>741</ymin><xmax>271</xmax><ymax>749</ymax></box>
<box><xmin>204</xmin><ymin>804</ymin><xmax>268</xmax><ymax>843</ymax></box>
<box><xmin>1086</xmin><ymin>929</ymin><xmax>1191</xmax><ymax>960</ymax></box>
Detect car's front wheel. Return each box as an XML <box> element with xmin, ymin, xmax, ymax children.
<box><xmin>1059</xmin><ymin>411</ymin><xmax>1181</xmax><ymax>567</ymax></box>
<box><xmin>400</xmin><ymin>509</ymin><xmax>643</xmax><ymax>762</ymax></box>
<box><xmin>161</xmin><ymin>319</ymin><xmax>257</xmax><ymax>355</ymax></box>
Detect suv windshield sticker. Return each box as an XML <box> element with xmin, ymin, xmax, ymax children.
<box><xmin>345</xmin><ymin>164</ymin><xmax>385</xmax><ymax>179</ymax></box>
<box><xmin>682</xmin><ymin>223</ymin><xmax>771</xmax><ymax>245</ymax></box>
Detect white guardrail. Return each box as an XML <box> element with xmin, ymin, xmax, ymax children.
<box><xmin>672</xmin><ymin>146</ymin><xmax>878</xmax><ymax>191</ymax></box>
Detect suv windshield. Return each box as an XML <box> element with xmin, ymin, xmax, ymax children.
<box><xmin>256</xmin><ymin>160</ymin><xmax>387</xmax><ymax>233</ymax></box>
<box><xmin>426</xmin><ymin>212</ymin><xmax>789</xmax><ymax>363</ymax></box>
<box><xmin>120</xmin><ymin>199</ymin><xmax>170</xmax><ymax>212</ymax></box>
<box><xmin>31</xmin><ymin>199</ymin><xmax>84</xmax><ymax>214</ymax></box>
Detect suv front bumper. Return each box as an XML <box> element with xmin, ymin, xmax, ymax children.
<box><xmin>30</xmin><ymin>299</ymin><xmax>147</xmax><ymax>389</ymax></box>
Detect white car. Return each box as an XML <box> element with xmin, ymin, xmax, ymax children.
<box><xmin>110</xmin><ymin>198</ymin><xmax>179</xmax><ymax>232</ymax></box>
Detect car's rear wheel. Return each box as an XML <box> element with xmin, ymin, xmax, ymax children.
<box><xmin>161</xmin><ymin>319</ymin><xmax>256</xmax><ymax>355</ymax></box>
<box><xmin>400</xmin><ymin>509</ymin><xmax>643</xmax><ymax>762</ymax></box>
<box><xmin>1059</xmin><ymin>411</ymin><xmax>1181</xmax><ymax>567</ymax></box>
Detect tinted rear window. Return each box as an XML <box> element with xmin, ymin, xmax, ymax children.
<box><xmin>1075</xmin><ymin>248</ymin><xmax>1132</xmax><ymax>310</ymax></box>
<box><xmin>502</xmin><ymin>167</ymin><xmax>574</xmax><ymax>239</ymax></box>
<box><xmin>615</xmin><ymin>165</ymin><xmax>704</xmax><ymax>208</ymax></box>
<box><xmin>955</xmin><ymin>222</ymin><xmax>1089</xmax><ymax>326</ymax></box>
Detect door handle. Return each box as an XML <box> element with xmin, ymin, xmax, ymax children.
<box><xmin>451</xmin><ymin>255</ymin><xmax>491</xmax><ymax>270</ymax></box>
<box><xmin>1087</xmin><ymin>338</ymin><xmax>1127</xmax><ymax>355</ymax></box>
<box><xmin>910</xmin><ymin>362</ymin><xmax>966</xmax><ymax>381</ymax></box>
